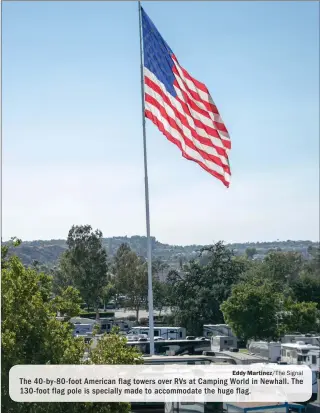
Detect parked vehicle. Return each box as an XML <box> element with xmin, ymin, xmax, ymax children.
<box><xmin>128</xmin><ymin>326</ymin><xmax>186</xmax><ymax>340</ymax></box>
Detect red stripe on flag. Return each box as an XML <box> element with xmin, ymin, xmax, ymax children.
<box><xmin>145</xmin><ymin>94</ymin><xmax>231</xmax><ymax>175</ymax></box>
<box><xmin>144</xmin><ymin>76</ymin><xmax>228</xmax><ymax>159</ymax></box>
<box><xmin>145</xmin><ymin>109</ymin><xmax>230</xmax><ymax>188</ymax></box>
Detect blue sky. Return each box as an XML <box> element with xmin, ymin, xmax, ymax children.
<box><xmin>2</xmin><ymin>1</ymin><xmax>319</xmax><ymax>245</ymax></box>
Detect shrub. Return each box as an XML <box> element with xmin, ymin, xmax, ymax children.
<box><xmin>79</xmin><ymin>312</ymin><xmax>115</xmax><ymax>319</ymax></box>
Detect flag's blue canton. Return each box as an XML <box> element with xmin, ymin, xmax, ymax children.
<box><xmin>141</xmin><ymin>7</ymin><xmax>177</xmax><ymax>98</ymax></box>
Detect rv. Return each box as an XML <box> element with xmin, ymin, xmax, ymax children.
<box><xmin>281</xmin><ymin>341</ymin><xmax>319</xmax><ymax>400</ymax></box>
<box><xmin>142</xmin><ymin>355</ymin><xmax>235</xmax><ymax>365</ymax></box>
<box><xmin>203</xmin><ymin>324</ymin><xmax>236</xmax><ymax>338</ymax></box>
<box><xmin>71</xmin><ymin>317</ymin><xmax>98</xmax><ymax>336</ymax></box>
<box><xmin>73</xmin><ymin>323</ymin><xmax>95</xmax><ymax>336</ymax></box>
<box><xmin>281</xmin><ymin>341</ymin><xmax>320</xmax><ymax>368</ymax></box>
<box><xmin>127</xmin><ymin>338</ymin><xmax>210</xmax><ymax>356</ymax></box>
<box><xmin>213</xmin><ymin>351</ymin><xmax>268</xmax><ymax>365</ymax></box>
<box><xmin>281</xmin><ymin>333</ymin><xmax>320</xmax><ymax>346</ymax></box>
<box><xmin>128</xmin><ymin>326</ymin><xmax>186</xmax><ymax>340</ymax></box>
<box><xmin>113</xmin><ymin>320</ymin><xmax>132</xmax><ymax>332</ymax></box>
<box><xmin>135</xmin><ymin>356</ymin><xmax>227</xmax><ymax>413</ymax></box>
<box><xmin>91</xmin><ymin>318</ymin><xmax>133</xmax><ymax>334</ymax></box>
<box><xmin>210</xmin><ymin>335</ymin><xmax>238</xmax><ymax>352</ymax></box>
<box><xmin>248</xmin><ymin>341</ymin><xmax>281</xmax><ymax>362</ymax></box>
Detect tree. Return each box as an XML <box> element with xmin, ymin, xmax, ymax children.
<box><xmin>52</xmin><ymin>251</ymin><xmax>76</xmax><ymax>295</ymax></box>
<box><xmin>291</xmin><ymin>271</ymin><xmax>320</xmax><ymax>308</ymax></box>
<box><xmin>51</xmin><ymin>286</ymin><xmax>83</xmax><ymax>319</ymax></box>
<box><xmin>63</xmin><ymin>225</ymin><xmax>109</xmax><ymax>319</ymax></box>
<box><xmin>241</xmin><ymin>251</ymin><xmax>307</xmax><ymax>299</ymax></box>
<box><xmin>167</xmin><ymin>242</ymin><xmax>247</xmax><ymax>335</ymax></box>
<box><xmin>1</xmin><ymin>243</ymin><xmax>85</xmax><ymax>413</ymax></box>
<box><xmin>152</xmin><ymin>258</ymin><xmax>169</xmax><ymax>281</ymax></box>
<box><xmin>263</xmin><ymin>251</ymin><xmax>303</xmax><ymax>288</ymax></box>
<box><xmin>221</xmin><ymin>279</ymin><xmax>282</xmax><ymax>341</ymax></box>
<box><xmin>153</xmin><ymin>279</ymin><xmax>170</xmax><ymax>316</ymax></box>
<box><xmin>84</xmin><ymin>330</ymin><xmax>143</xmax><ymax>413</ymax></box>
<box><xmin>2</xmin><ymin>242</ymin><xmax>143</xmax><ymax>413</ymax></box>
<box><xmin>112</xmin><ymin>243</ymin><xmax>133</xmax><ymax>296</ymax></box>
<box><xmin>113</xmin><ymin>244</ymin><xmax>148</xmax><ymax>320</ymax></box>
<box><xmin>279</xmin><ymin>299</ymin><xmax>320</xmax><ymax>334</ymax></box>
<box><xmin>245</xmin><ymin>247</ymin><xmax>257</xmax><ymax>259</ymax></box>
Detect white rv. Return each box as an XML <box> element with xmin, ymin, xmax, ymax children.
<box><xmin>71</xmin><ymin>317</ymin><xmax>98</xmax><ymax>336</ymax></box>
<box><xmin>203</xmin><ymin>324</ymin><xmax>236</xmax><ymax>339</ymax></box>
<box><xmin>210</xmin><ymin>335</ymin><xmax>237</xmax><ymax>351</ymax></box>
<box><xmin>128</xmin><ymin>326</ymin><xmax>186</xmax><ymax>340</ymax></box>
<box><xmin>98</xmin><ymin>318</ymin><xmax>133</xmax><ymax>334</ymax></box>
<box><xmin>281</xmin><ymin>341</ymin><xmax>319</xmax><ymax>398</ymax></box>
<box><xmin>281</xmin><ymin>341</ymin><xmax>319</xmax><ymax>369</ymax></box>
<box><xmin>113</xmin><ymin>320</ymin><xmax>132</xmax><ymax>332</ymax></box>
<box><xmin>248</xmin><ymin>341</ymin><xmax>281</xmax><ymax>362</ymax></box>
<box><xmin>73</xmin><ymin>323</ymin><xmax>95</xmax><ymax>336</ymax></box>
<box><xmin>281</xmin><ymin>334</ymin><xmax>320</xmax><ymax>346</ymax></box>
<box><xmin>99</xmin><ymin>319</ymin><xmax>114</xmax><ymax>333</ymax></box>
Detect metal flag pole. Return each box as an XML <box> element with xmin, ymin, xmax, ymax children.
<box><xmin>138</xmin><ymin>0</ymin><xmax>155</xmax><ymax>356</ymax></box>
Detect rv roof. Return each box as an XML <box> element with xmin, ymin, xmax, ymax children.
<box><xmin>216</xmin><ymin>351</ymin><xmax>267</xmax><ymax>361</ymax></box>
<box><xmin>131</xmin><ymin>326</ymin><xmax>183</xmax><ymax>329</ymax></box>
<box><xmin>127</xmin><ymin>339</ymin><xmax>210</xmax><ymax>344</ymax></box>
<box><xmin>142</xmin><ymin>355</ymin><xmax>229</xmax><ymax>361</ymax></box>
<box><xmin>282</xmin><ymin>343</ymin><xmax>319</xmax><ymax>350</ymax></box>
<box><xmin>226</xmin><ymin>402</ymin><xmax>285</xmax><ymax>409</ymax></box>
<box><xmin>212</xmin><ymin>335</ymin><xmax>234</xmax><ymax>338</ymax></box>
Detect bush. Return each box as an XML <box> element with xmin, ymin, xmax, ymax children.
<box><xmin>79</xmin><ymin>312</ymin><xmax>115</xmax><ymax>319</ymax></box>
<box><xmin>127</xmin><ymin>315</ymin><xmax>137</xmax><ymax>322</ymax></box>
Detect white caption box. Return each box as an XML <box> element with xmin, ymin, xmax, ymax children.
<box><xmin>10</xmin><ymin>364</ymin><xmax>312</xmax><ymax>403</ymax></box>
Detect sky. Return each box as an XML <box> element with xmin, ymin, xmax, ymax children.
<box><xmin>2</xmin><ymin>1</ymin><xmax>319</xmax><ymax>245</ymax></box>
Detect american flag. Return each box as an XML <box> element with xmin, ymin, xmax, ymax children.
<box><xmin>141</xmin><ymin>7</ymin><xmax>231</xmax><ymax>188</ymax></box>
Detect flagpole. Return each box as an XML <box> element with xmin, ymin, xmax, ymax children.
<box><xmin>138</xmin><ymin>0</ymin><xmax>155</xmax><ymax>356</ymax></box>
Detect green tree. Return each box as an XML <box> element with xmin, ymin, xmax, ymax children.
<box><xmin>52</xmin><ymin>251</ymin><xmax>76</xmax><ymax>295</ymax></box>
<box><xmin>245</xmin><ymin>247</ymin><xmax>257</xmax><ymax>259</ymax></box>
<box><xmin>153</xmin><ymin>279</ymin><xmax>170</xmax><ymax>316</ymax></box>
<box><xmin>279</xmin><ymin>299</ymin><xmax>320</xmax><ymax>334</ymax></box>
<box><xmin>152</xmin><ymin>258</ymin><xmax>169</xmax><ymax>281</ymax></box>
<box><xmin>1</xmin><ymin>243</ymin><xmax>85</xmax><ymax>413</ymax></box>
<box><xmin>64</xmin><ymin>225</ymin><xmax>109</xmax><ymax>319</ymax></box>
<box><xmin>113</xmin><ymin>244</ymin><xmax>148</xmax><ymax>320</ymax></box>
<box><xmin>51</xmin><ymin>286</ymin><xmax>83</xmax><ymax>319</ymax></box>
<box><xmin>83</xmin><ymin>330</ymin><xmax>143</xmax><ymax>413</ymax></box>
<box><xmin>221</xmin><ymin>280</ymin><xmax>282</xmax><ymax>341</ymax></box>
<box><xmin>2</xmin><ymin>242</ymin><xmax>143</xmax><ymax>413</ymax></box>
<box><xmin>291</xmin><ymin>271</ymin><xmax>320</xmax><ymax>308</ymax></box>
<box><xmin>263</xmin><ymin>251</ymin><xmax>303</xmax><ymax>288</ymax></box>
<box><xmin>168</xmin><ymin>242</ymin><xmax>247</xmax><ymax>335</ymax></box>
<box><xmin>241</xmin><ymin>251</ymin><xmax>306</xmax><ymax>299</ymax></box>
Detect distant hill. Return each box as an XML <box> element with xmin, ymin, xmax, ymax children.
<box><xmin>4</xmin><ymin>236</ymin><xmax>319</xmax><ymax>270</ymax></box>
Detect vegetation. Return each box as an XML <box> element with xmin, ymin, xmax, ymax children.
<box><xmin>2</xmin><ymin>228</ymin><xmax>319</xmax><ymax>411</ymax></box>
<box><xmin>112</xmin><ymin>243</ymin><xmax>148</xmax><ymax>320</ymax></box>
<box><xmin>4</xmin><ymin>236</ymin><xmax>318</xmax><ymax>271</ymax></box>
<box><xmin>221</xmin><ymin>250</ymin><xmax>320</xmax><ymax>340</ymax></box>
<box><xmin>166</xmin><ymin>243</ymin><xmax>250</xmax><ymax>336</ymax></box>
<box><xmin>1</xmin><ymin>238</ymin><xmax>142</xmax><ymax>413</ymax></box>
<box><xmin>60</xmin><ymin>225</ymin><xmax>110</xmax><ymax>318</ymax></box>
